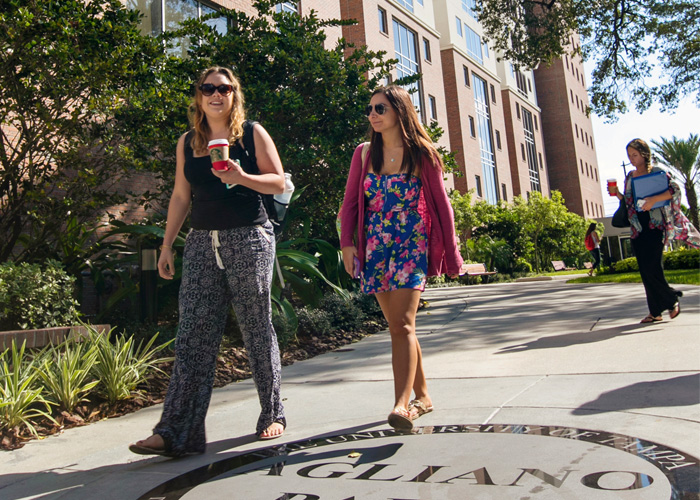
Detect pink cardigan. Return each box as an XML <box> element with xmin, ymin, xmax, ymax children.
<box><xmin>340</xmin><ymin>143</ymin><xmax>463</xmax><ymax>277</ymax></box>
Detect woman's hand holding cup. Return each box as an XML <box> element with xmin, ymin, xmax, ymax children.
<box><xmin>211</xmin><ymin>158</ymin><xmax>244</xmax><ymax>186</ymax></box>
<box><xmin>606</xmin><ymin>178</ymin><xmax>618</xmax><ymax>197</ymax></box>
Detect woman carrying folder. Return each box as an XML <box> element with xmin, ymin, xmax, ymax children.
<box><xmin>608</xmin><ymin>138</ymin><xmax>699</xmax><ymax>323</ymax></box>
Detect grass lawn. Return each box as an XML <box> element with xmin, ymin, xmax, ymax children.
<box><xmin>567</xmin><ymin>268</ymin><xmax>700</xmax><ymax>285</ymax></box>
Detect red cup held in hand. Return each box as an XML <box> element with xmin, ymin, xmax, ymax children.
<box><xmin>208</xmin><ymin>139</ymin><xmax>230</xmax><ymax>171</ymax></box>
<box><xmin>607</xmin><ymin>178</ymin><xmax>617</xmax><ymax>196</ymax></box>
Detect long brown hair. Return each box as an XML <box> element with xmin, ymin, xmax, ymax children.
<box><xmin>368</xmin><ymin>85</ymin><xmax>442</xmax><ymax>177</ymax></box>
<box><xmin>626</xmin><ymin>138</ymin><xmax>652</xmax><ymax>170</ymax></box>
<box><xmin>188</xmin><ymin>66</ymin><xmax>246</xmax><ymax>155</ymax></box>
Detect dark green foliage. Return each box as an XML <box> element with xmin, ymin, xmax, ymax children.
<box><xmin>0</xmin><ymin>260</ymin><xmax>79</xmax><ymax>331</ymax></box>
<box><xmin>0</xmin><ymin>0</ymin><xmax>173</xmax><ymax>263</ymax></box>
<box><xmin>319</xmin><ymin>293</ymin><xmax>364</xmax><ymax>333</ymax></box>
<box><xmin>476</xmin><ymin>0</ymin><xmax>699</xmax><ymax>119</ymax></box>
<box><xmin>296</xmin><ymin>307</ymin><xmax>334</xmax><ymax>338</ymax></box>
<box><xmin>169</xmin><ymin>1</ymin><xmax>393</xmax><ymax>241</ymax></box>
<box><xmin>607</xmin><ymin>249</ymin><xmax>699</xmax><ymax>274</ymax></box>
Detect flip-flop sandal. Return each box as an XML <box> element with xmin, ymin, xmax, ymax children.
<box><xmin>640</xmin><ymin>315</ymin><xmax>663</xmax><ymax>324</ymax></box>
<box><xmin>669</xmin><ymin>303</ymin><xmax>681</xmax><ymax>319</ymax></box>
<box><xmin>257</xmin><ymin>418</ymin><xmax>286</xmax><ymax>441</ymax></box>
<box><xmin>408</xmin><ymin>399</ymin><xmax>434</xmax><ymax>420</ymax></box>
<box><xmin>388</xmin><ymin>407</ymin><xmax>413</xmax><ymax>430</ymax></box>
<box><xmin>129</xmin><ymin>441</ymin><xmax>168</xmax><ymax>456</ymax></box>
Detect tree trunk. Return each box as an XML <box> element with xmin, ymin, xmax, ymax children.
<box><xmin>685</xmin><ymin>180</ymin><xmax>700</xmax><ymax>229</ymax></box>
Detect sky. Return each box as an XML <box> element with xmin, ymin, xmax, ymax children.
<box><xmin>583</xmin><ymin>62</ymin><xmax>700</xmax><ymax>216</ymax></box>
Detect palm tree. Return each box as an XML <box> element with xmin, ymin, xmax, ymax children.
<box><xmin>651</xmin><ymin>135</ymin><xmax>700</xmax><ymax>228</ymax></box>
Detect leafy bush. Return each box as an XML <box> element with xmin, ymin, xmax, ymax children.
<box><xmin>664</xmin><ymin>249</ymin><xmax>699</xmax><ymax>270</ymax></box>
<box><xmin>296</xmin><ymin>307</ymin><xmax>334</xmax><ymax>338</ymax></box>
<box><xmin>513</xmin><ymin>258</ymin><xmax>533</xmax><ymax>273</ymax></box>
<box><xmin>607</xmin><ymin>249</ymin><xmax>699</xmax><ymax>274</ymax></box>
<box><xmin>0</xmin><ymin>260</ymin><xmax>80</xmax><ymax>331</ymax></box>
<box><xmin>319</xmin><ymin>293</ymin><xmax>364</xmax><ymax>333</ymax></box>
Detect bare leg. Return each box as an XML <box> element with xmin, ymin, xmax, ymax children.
<box><xmin>375</xmin><ymin>289</ymin><xmax>432</xmax><ymax>415</ymax></box>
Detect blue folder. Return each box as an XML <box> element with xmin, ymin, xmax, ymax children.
<box><xmin>631</xmin><ymin>171</ymin><xmax>670</xmax><ymax>211</ymax></box>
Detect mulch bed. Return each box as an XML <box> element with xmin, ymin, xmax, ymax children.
<box><xmin>0</xmin><ymin>320</ymin><xmax>386</xmax><ymax>451</ymax></box>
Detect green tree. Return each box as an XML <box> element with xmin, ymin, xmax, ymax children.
<box><xmin>0</xmin><ymin>0</ymin><xmax>171</xmax><ymax>263</ymax></box>
<box><xmin>476</xmin><ymin>0</ymin><xmax>699</xmax><ymax>119</ymax></box>
<box><xmin>512</xmin><ymin>190</ymin><xmax>571</xmax><ymax>271</ymax></box>
<box><xmin>167</xmin><ymin>1</ymin><xmax>393</xmax><ymax>240</ymax></box>
<box><xmin>652</xmin><ymin>134</ymin><xmax>700</xmax><ymax>229</ymax></box>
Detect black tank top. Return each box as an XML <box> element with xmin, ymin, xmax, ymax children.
<box><xmin>183</xmin><ymin>130</ymin><xmax>267</xmax><ymax>230</ymax></box>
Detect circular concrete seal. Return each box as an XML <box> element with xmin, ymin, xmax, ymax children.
<box><xmin>138</xmin><ymin>424</ymin><xmax>699</xmax><ymax>500</ymax></box>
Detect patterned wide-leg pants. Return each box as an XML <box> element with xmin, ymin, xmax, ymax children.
<box><xmin>154</xmin><ymin>223</ymin><xmax>284</xmax><ymax>456</ymax></box>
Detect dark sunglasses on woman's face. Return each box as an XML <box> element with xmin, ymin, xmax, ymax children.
<box><xmin>199</xmin><ymin>83</ymin><xmax>233</xmax><ymax>96</ymax></box>
<box><xmin>365</xmin><ymin>103</ymin><xmax>389</xmax><ymax>116</ymax></box>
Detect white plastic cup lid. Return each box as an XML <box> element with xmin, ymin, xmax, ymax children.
<box><xmin>208</xmin><ymin>139</ymin><xmax>229</xmax><ymax>148</ymax></box>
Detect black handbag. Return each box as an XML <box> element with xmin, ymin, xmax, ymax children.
<box><xmin>612</xmin><ymin>198</ymin><xmax>630</xmax><ymax>228</ymax></box>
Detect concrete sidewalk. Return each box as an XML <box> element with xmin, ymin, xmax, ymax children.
<box><xmin>0</xmin><ymin>280</ymin><xmax>698</xmax><ymax>499</ymax></box>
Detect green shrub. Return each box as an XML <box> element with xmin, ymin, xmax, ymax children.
<box><xmin>319</xmin><ymin>293</ymin><xmax>364</xmax><ymax>333</ymax></box>
<box><xmin>296</xmin><ymin>307</ymin><xmax>333</xmax><ymax>338</ymax></box>
<box><xmin>0</xmin><ymin>260</ymin><xmax>80</xmax><ymax>331</ymax></box>
<box><xmin>611</xmin><ymin>257</ymin><xmax>639</xmax><ymax>273</ymax></box>
<box><xmin>513</xmin><ymin>258</ymin><xmax>533</xmax><ymax>273</ymax></box>
<box><xmin>664</xmin><ymin>249</ymin><xmax>700</xmax><ymax>270</ymax></box>
<box><xmin>272</xmin><ymin>307</ymin><xmax>297</xmax><ymax>348</ymax></box>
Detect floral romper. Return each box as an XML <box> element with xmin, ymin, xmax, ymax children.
<box><xmin>361</xmin><ymin>173</ymin><xmax>428</xmax><ymax>294</ymax></box>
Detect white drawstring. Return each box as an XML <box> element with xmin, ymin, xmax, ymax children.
<box><xmin>210</xmin><ymin>230</ymin><xmax>225</xmax><ymax>269</ymax></box>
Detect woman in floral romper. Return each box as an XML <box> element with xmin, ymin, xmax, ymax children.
<box><xmin>340</xmin><ymin>85</ymin><xmax>464</xmax><ymax>430</ymax></box>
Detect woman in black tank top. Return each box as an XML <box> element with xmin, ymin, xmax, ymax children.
<box><xmin>129</xmin><ymin>67</ymin><xmax>287</xmax><ymax>457</ymax></box>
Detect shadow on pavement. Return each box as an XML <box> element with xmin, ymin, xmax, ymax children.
<box><xmin>572</xmin><ymin>374</ymin><xmax>700</xmax><ymax>415</ymax></box>
<box><xmin>496</xmin><ymin>323</ymin><xmax>656</xmax><ymax>353</ymax></box>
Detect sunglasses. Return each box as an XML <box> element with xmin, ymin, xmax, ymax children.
<box><xmin>365</xmin><ymin>103</ymin><xmax>389</xmax><ymax>116</ymax></box>
<box><xmin>199</xmin><ymin>83</ymin><xmax>234</xmax><ymax>96</ymax></box>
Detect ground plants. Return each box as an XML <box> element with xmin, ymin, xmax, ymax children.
<box><xmin>37</xmin><ymin>338</ymin><xmax>99</xmax><ymax>413</ymax></box>
<box><xmin>0</xmin><ymin>341</ymin><xmax>55</xmax><ymax>438</ymax></box>
<box><xmin>89</xmin><ymin>325</ymin><xmax>173</xmax><ymax>406</ymax></box>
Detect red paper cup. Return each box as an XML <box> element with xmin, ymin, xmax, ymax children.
<box><xmin>208</xmin><ymin>139</ymin><xmax>229</xmax><ymax>171</ymax></box>
<box><xmin>606</xmin><ymin>178</ymin><xmax>617</xmax><ymax>196</ymax></box>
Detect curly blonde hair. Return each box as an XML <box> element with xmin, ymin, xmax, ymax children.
<box><xmin>188</xmin><ymin>66</ymin><xmax>246</xmax><ymax>155</ymax></box>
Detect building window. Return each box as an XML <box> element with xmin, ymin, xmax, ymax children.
<box><xmin>527</xmin><ymin>78</ymin><xmax>532</xmax><ymax>92</ymax></box>
<box><xmin>465</xmin><ymin>25</ymin><xmax>483</xmax><ymax>64</ymax></box>
<box><xmin>463</xmin><ymin>65</ymin><xmax>470</xmax><ymax>87</ymax></box>
<box><xmin>469</xmin><ymin>116</ymin><xmax>476</xmax><ymax>137</ymax></box>
<box><xmin>570</xmin><ymin>89</ymin><xmax>574</xmax><ymax>103</ymax></box>
<box><xmin>522</xmin><ymin>108</ymin><xmax>541</xmax><ymax>192</ymax></box>
<box><xmin>575</xmin><ymin>123</ymin><xmax>579</xmax><ymax>138</ymax></box>
<box><xmin>423</xmin><ymin>38</ymin><xmax>431</xmax><ymax>62</ymax></box>
<box><xmin>276</xmin><ymin>1</ymin><xmax>298</xmax><ymax>13</ymax></box>
<box><xmin>586</xmin><ymin>199</ymin><xmax>589</xmax><ymax>215</ymax></box>
<box><xmin>396</xmin><ymin>0</ymin><xmax>414</xmax><ymax>13</ymax></box>
<box><xmin>462</xmin><ymin>0</ymin><xmax>478</xmax><ymax>20</ymax></box>
<box><xmin>580</xmin><ymin>159</ymin><xmax>584</xmax><ymax>173</ymax></box>
<box><xmin>521</xmin><ymin>143</ymin><xmax>526</xmax><ymax>160</ymax></box>
<box><xmin>565</xmin><ymin>55</ymin><xmax>569</xmax><ymax>69</ymax></box>
<box><xmin>501</xmin><ymin>183</ymin><xmax>507</xmax><ymax>202</ymax></box>
<box><xmin>516</xmin><ymin>102</ymin><xmax>521</xmax><ymax>119</ymax></box>
<box><xmin>130</xmin><ymin>0</ymin><xmax>228</xmax><ymax>57</ymax></box>
<box><xmin>473</xmin><ymin>74</ymin><xmax>499</xmax><ymax>203</ymax></box>
<box><xmin>534</xmin><ymin>115</ymin><xmax>538</xmax><ymax>130</ymax></box>
<box><xmin>495</xmin><ymin>130</ymin><xmax>501</xmax><ymax>150</ymax></box>
<box><xmin>393</xmin><ymin>20</ymin><xmax>423</xmax><ymax>119</ymax></box>
<box><xmin>490</xmin><ymin>84</ymin><xmax>496</xmax><ymax>104</ymax></box>
<box><xmin>378</xmin><ymin>7</ymin><xmax>388</xmax><ymax>34</ymax></box>
<box><xmin>515</xmin><ymin>69</ymin><xmax>528</xmax><ymax>96</ymax></box>
<box><xmin>483</xmin><ymin>40</ymin><xmax>489</xmax><ymax>58</ymax></box>
<box><xmin>595</xmin><ymin>168</ymin><xmax>598</xmax><ymax>181</ymax></box>
<box><xmin>456</xmin><ymin>16</ymin><xmax>463</xmax><ymax>37</ymax></box>
<box><xmin>538</xmin><ymin>152</ymin><xmax>543</xmax><ymax>169</ymax></box>
<box><xmin>429</xmin><ymin>95</ymin><xmax>437</xmax><ymax>120</ymax></box>
<box><xmin>475</xmin><ymin>175</ymin><xmax>483</xmax><ymax>197</ymax></box>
